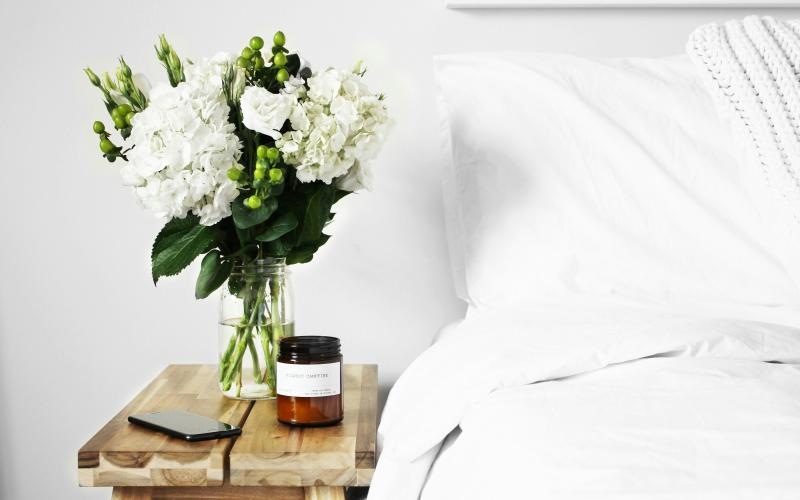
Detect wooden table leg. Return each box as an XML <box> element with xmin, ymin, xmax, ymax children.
<box><xmin>112</xmin><ymin>488</ymin><xmax>152</xmax><ymax>500</ymax></box>
<box><xmin>303</xmin><ymin>486</ymin><xmax>346</xmax><ymax>500</ymax></box>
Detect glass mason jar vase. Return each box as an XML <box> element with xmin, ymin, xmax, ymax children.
<box><xmin>218</xmin><ymin>258</ymin><xmax>294</xmax><ymax>400</ymax></box>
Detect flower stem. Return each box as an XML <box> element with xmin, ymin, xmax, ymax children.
<box><xmin>268</xmin><ymin>277</ymin><xmax>284</xmax><ymax>397</ymax></box>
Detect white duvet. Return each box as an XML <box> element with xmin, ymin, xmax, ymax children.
<box><xmin>370</xmin><ymin>301</ymin><xmax>800</xmax><ymax>500</ymax></box>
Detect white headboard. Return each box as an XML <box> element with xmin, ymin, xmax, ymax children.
<box><xmin>448</xmin><ymin>0</ymin><xmax>800</xmax><ymax>7</ymax></box>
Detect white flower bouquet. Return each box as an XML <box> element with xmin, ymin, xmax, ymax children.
<box><xmin>85</xmin><ymin>32</ymin><xmax>390</xmax><ymax>398</ymax></box>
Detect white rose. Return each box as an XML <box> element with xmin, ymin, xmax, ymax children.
<box><xmin>241</xmin><ymin>86</ymin><xmax>295</xmax><ymax>139</ymax></box>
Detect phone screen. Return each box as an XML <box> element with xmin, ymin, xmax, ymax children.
<box><xmin>128</xmin><ymin>410</ymin><xmax>239</xmax><ymax>438</ymax></box>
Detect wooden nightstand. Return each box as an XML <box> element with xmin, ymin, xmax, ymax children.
<box><xmin>78</xmin><ymin>364</ymin><xmax>377</xmax><ymax>500</ymax></box>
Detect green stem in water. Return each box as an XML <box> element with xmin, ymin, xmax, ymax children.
<box><xmin>222</xmin><ymin>331</ymin><xmax>248</xmax><ymax>391</ymax></box>
<box><xmin>246</xmin><ymin>334</ymin><xmax>262</xmax><ymax>383</ymax></box>
<box><xmin>219</xmin><ymin>328</ymin><xmax>239</xmax><ymax>383</ymax></box>
<box><xmin>221</xmin><ymin>282</ymin><xmax>266</xmax><ymax>392</ymax></box>
<box><xmin>268</xmin><ymin>277</ymin><xmax>284</xmax><ymax>397</ymax></box>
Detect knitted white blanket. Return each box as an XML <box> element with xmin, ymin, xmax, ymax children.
<box><xmin>688</xmin><ymin>16</ymin><xmax>800</xmax><ymax>222</ymax></box>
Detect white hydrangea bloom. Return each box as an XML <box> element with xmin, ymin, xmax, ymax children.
<box><xmin>121</xmin><ymin>53</ymin><xmax>242</xmax><ymax>226</ymax></box>
<box><xmin>276</xmin><ymin>68</ymin><xmax>390</xmax><ymax>191</ymax></box>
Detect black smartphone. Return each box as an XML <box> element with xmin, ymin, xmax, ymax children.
<box><xmin>128</xmin><ymin>410</ymin><xmax>242</xmax><ymax>441</ymax></box>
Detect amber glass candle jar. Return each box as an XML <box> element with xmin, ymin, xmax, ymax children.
<box><xmin>276</xmin><ymin>336</ymin><xmax>343</xmax><ymax>426</ymax></box>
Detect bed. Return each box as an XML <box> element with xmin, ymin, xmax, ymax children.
<box><xmin>368</xmin><ymin>16</ymin><xmax>800</xmax><ymax>500</ymax></box>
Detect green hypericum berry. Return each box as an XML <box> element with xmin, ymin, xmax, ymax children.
<box><xmin>227</xmin><ymin>167</ymin><xmax>242</xmax><ymax>181</ymax></box>
<box><xmin>237</xmin><ymin>56</ymin><xmax>249</xmax><ymax>68</ymax></box>
<box><xmin>113</xmin><ymin>116</ymin><xmax>127</xmax><ymax>129</ymax></box>
<box><xmin>253</xmin><ymin>168</ymin><xmax>265</xmax><ymax>180</ymax></box>
<box><xmin>273</xmin><ymin>31</ymin><xmax>286</xmax><ymax>47</ymax></box>
<box><xmin>256</xmin><ymin>145</ymin><xmax>269</xmax><ymax>159</ymax></box>
<box><xmin>266</xmin><ymin>147</ymin><xmax>280</xmax><ymax>162</ymax></box>
<box><xmin>276</xmin><ymin>68</ymin><xmax>290</xmax><ymax>83</ymax></box>
<box><xmin>268</xmin><ymin>168</ymin><xmax>283</xmax><ymax>183</ymax></box>
<box><xmin>100</xmin><ymin>138</ymin><xmax>115</xmax><ymax>154</ymax></box>
<box><xmin>246</xmin><ymin>195</ymin><xmax>262</xmax><ymax>209</ymax></box>
<box><xmin>256</xmin><ymin>158</ymin><xmax>268</xmax><ymax>170</ymax></box>
<box><xmin>241</xmin><ymin>47</ymin><xmax>254</xmax><ymax>60</ymax></box>
<box><xmin>273</xmin><ymin>52</ymin><xmax>287</xmax><ymax>67</ymax></box>
<box><xmin>111</xmin><ymin>107</ymin><xmax>121</xmax><ymax>119</ymax></box>
<box><xmin>249</xmin><ymin>36</ymin><xmax>265</xmax><ymax>51</ymax></box>
<box><xmin>93</xmin><ymin>121</ymin><xmax>105</xmax><ymax>134</ymax></box>
<box><xmin>117</xmin><ymin>103</ymin><xmax>132</xmax><ymax>116</ymax></box>
<box><xmin>125</xmin><ymin>112</ymin><xmax>135</xmax><ymax>126</ymax></box>
<box><xmin>252</xmin><ymin>56</ymin><xmax>265</xmax><ymax>69</ymax></box>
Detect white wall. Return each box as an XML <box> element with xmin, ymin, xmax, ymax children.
<box><xmin>1</xmin><ymin>1</ymin><xmax>799</xmax><ymax>498</ymax></box>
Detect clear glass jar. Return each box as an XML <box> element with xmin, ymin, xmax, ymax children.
<box><xmin>218</xmin><ymin>258</ymin><xmax>294</xmax><ymax>400</ymax></box>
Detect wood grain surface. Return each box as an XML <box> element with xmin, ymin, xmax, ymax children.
<box><xmin>78</xmin><ymin>365</ymin><xmax>252</xmax><ymax>487</ymax></box>
<box><xmin>229</xmin><ymin>364</ymin><xmax>377</xmax><ymax>487</ymax></box>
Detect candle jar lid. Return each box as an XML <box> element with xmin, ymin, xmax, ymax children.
<box><xmin>279</xmin><ymin>336</ymin><xmax>341</xmax><ymax>361</ymax></box>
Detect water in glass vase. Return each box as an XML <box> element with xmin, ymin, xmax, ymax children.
<box><xmin>218</xmin><ymin>319</ymin><xmax>295</xmax><ymax>399</ymax></box>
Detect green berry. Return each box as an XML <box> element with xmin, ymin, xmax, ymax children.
<box><xmin>273</xmin><ymin>31</ymin><xmax>286</xmax><ymax>47</ymax></box>
<box><xmin>256</xmin><ymin>158</ymin><xmax>268</xmax><ymax>170</ymax></box>
<box><xmin>227</xmin><ymin>167</ymin><xmax>242</xmax><ymax>181</ymax></box>
<box><xmin>111</xmin><ymin>107</ymin><xmax>121</xmax><ymax>119</ymax></box>
<box><xmin>253</xmin><ymin>179</ymin><xmax>264</xmax><ymax>188</ymax></box>
<box><xmin>246</xmin><ymin>195</ymin><xmax>262</xmax><ymax>209</ymax></box>
<box><xmin>253</xmin><ymin>168</ymin><xmax>265</xmax><ymax>180</ymax></box>
<box><xmin>100</xmin><ymin>138</ymin><xmax>115</xmax><ymax>154</ymax></box>
<box><xmin>276</xmin><ymin>68</ymin><xmax>290</xmax><ymax>83</ymax></box>
<box><xmin>93</xmin><ymin>121</ymin><xmax>105</xmax><ymax>134</ymax></box>
<box><xmin>125</xmin><ymin>112</ymin><xmax>135</xmax><ymax>126</ymax></box>
<box><xmin>241</xmin><ymin>47</ymin><xmax>254</xmax><ymax>60</ymax></box>
<box><xmin>268</xmin><ymin>168</ymin><xmax>283</xmax><ymax>183</ymax></box>
<box><xmin>113</xmin><ymin>116</ymin><xmax>127</xmax><ymax>129</ymax></box>
<box><xmin>237</xmin><ymin>56</ymin><xmax>249</xmax><ymax>68</ymax></box>
<box><xmin>117</xmin><ymin>103</ymin><xmax>132</xmax><ymax>116</ymax></box>
<box><xmin>252</xmin><ymin>56</ymin><xmax>265</xmax><ymax>70</ymax></box>
<box><xmin>249</xmin><ymin>36</ymin><xmax>264</xmax><ymax>51</ymax></box>
<box><xmin>266</xmin><ymin>147</ymin><xmax>280</xmax><ymax>162</ymax></box>
<box><xmin>273</xmin><ymin>52</ymin><xmax>287</xmax><ymax>67</ymax></box>
<box><xmin>256</xmin><ymin>145</ymin><xmax>269</xmax><ymax>159</ymax></box>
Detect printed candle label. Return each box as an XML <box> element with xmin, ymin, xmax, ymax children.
<box><xmin>276</xmin><ymin>362</ymin><xmax>341</xmax><ymax>397</ymax></box>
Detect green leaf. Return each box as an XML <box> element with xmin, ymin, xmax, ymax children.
<box><xmin>265</xmin><ymin>236</ymin><xmax>293</xmax><ymax>257</ymax></box>
<box><xmin>151</xmin><ymin>216</ymin><xmax>218</xmax><ymax>284</ymax></box>
<box><xmin>297</xmin><ymin>186</ymin><xmax>335</xmax><ymax>246</ymax></box>
<box><xmin>255</xmin><ymin>213</ymin><xmax>298</xmax><ymax>242</ymax></box>
<box><xmin>231</xmin><ymin>197</ymin><xmax>278</xmax><ymax>229</ymax></box>
<box><xmin>287</xmin><ymin>234</ymin><xmax>330</xmax><ymax>265</ymax></box>
<box><xmin>195</xmin><ymin>250</ymin><xmax>233</xmax><ymax>299</ymax></box>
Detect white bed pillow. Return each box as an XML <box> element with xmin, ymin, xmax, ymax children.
<box><xmin>436</xmin><ymin>52</ymin><xmax>800</xmax><ymax>308</ymax></box>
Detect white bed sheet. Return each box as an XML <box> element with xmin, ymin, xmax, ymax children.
<box><xmin>369</xmin><ymin>300</ymin><xmax>800</xmax><ymax>500</ymax></box>
<box><xmin>422</xmin><ymin>356</ymin><xmax>800</xmax><ymax>500</ymax></box>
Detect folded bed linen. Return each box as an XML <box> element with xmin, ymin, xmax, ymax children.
<box><xmin>370</xmin><ymin>301</ymin><xmax>800</xmax><ymax>500</ymax></box>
